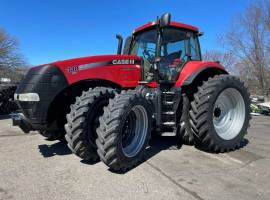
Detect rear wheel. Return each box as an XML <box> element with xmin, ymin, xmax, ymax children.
<box><xmin>96</xmin><ymin>90</ymin><xmax>152</xmax><ymax>172</ymax></box>
<box><xmin>65</xmin><ymin>87</ymin><xmax>116</xmax><ymax>161</ymax></box>
<box><xmin>189</xmin><ymin>75</ymin><xmax>251</xmax><ymax>152</ymax></box>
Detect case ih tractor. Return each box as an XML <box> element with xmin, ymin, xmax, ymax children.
<box><xmin>13</xmin><ymin>13</ymin><xmax>250</xmax><ymax>171</ymax></box>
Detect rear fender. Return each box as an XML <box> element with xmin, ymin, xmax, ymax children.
<box><xmin>175</xmin><ymin>61</ymin><xmax>228</xmax><ymax>87</ymax></box>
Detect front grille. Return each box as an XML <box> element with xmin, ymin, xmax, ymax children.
<box><xmin>16</xmin><ymin>65</ymin><xmax>68</xmax><ymax>126</ymax></box>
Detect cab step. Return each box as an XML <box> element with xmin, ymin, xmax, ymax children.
<box><xmin>162</xmin><ymin>91</ymin><xmax>175</xmax><ymax>95</ymax></box>
<box><xmin>162</xmin><ymin>111</ymin><xmax>175</xmax><ymax>115</ymax></box>
<box><xmin>163</xmin><ymin>101</ymin><xmax>174</xmax><ymax>105</ymax></box>
<box><xmin>162</xmin><ymin>121</ymin><xmax>176</xmax><ymax>126</ymax></box>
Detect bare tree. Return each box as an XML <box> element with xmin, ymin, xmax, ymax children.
<box><xmin>0</xmin><ymin>28</ymin><xmax>28</xmax><ymax>82</ymax></box>
<box><xmin>221</xmin><ymin>1</ymin><xmax>270</xmax><ymax>95</ymax></box>
<box><xmin>264</xmin><ymin>0</ymin><xmax>270</xmax><ymax>29</ymax></box>
<box><xmin>203</xmin><ymin>50</ymin><xmax>238</xmax><ymax>74</ymax></box>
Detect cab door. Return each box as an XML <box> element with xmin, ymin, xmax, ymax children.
<box><xmin>159</xmin><ymin>28</ymin><xmax>201</xmax><ymax>82</ymax></box>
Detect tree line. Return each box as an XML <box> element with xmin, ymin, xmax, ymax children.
<box><xmin>204</xmin><ymin>0</ymin><xmax>270</xmax><ymax>96</ymax></box>
<box><xmin>0</xmin><ymin>28</ymin><xmax>27</xmax><ymax>82</ymax></box>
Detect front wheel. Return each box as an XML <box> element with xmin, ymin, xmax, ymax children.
<box><xmin>65</xmin><ymin>87</ymin><xmax>116</xmax><ymax>162</ymax></box>
<box><xmin>96</xmin><ymin>90</ymin><xmax>152</xmax><ymax>172</ymax></box>
<box><xmin>189</xmin><ymin>75</ymin><xmax>251</xmax><ymax>152</ymax></box>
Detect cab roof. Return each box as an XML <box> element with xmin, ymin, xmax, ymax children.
<box><xmin>133</xmin><ymin>21</ymin><xmax>199</xmax><ymax>34</ymax></box>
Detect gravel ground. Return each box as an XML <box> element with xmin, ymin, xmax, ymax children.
<box><xmin>0</xmin><ymin>115</ymin><xmax>269</xmax><ymax>200</ymax></box>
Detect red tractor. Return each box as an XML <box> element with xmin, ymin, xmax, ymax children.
<box><xmin>13</xmin><ymin>13</ymin><xmax>250</xmax><ymax>171</ymax></box>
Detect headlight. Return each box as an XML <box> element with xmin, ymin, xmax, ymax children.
<box><xmin>14</xmin><ymin>93</ymin><xmax>40</xmax><ymax>102</ymax></box>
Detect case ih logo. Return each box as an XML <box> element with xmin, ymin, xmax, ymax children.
<box><xmin>112</xmin><ymin>59</ymin><xmax>135</xmax><ymax>65</ymax></box>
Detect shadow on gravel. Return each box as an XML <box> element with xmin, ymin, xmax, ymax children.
<box><xmin>37</xmin><ymin>135</ymin><xmax>250</xmax><ymax>173</ymax></box>
<box><xmin>80</xmin><ymin>159</ymin><xmax>100</xmax><ymax>165</ymax></box>
<box><xmin>38</xmin><ymin>142</ymin><xmax>72</xmax><ymax>157</ymax></box>
<box><xmin>0</xmin><ymin>115</ymin><xmax>10</xmax><ymax>120</ymax></box>
<box><xmin>195</xmin><ymin>138</ymin><xmax>249</xmax><ymax>153</ymax></box>
<box><xmin>109</xmin><ymin>135</ymin><xmax>183</xmax><ymax>174</ymax></box>
<box><xmin>79</xmin><ymin>135</ymin><xmax>182</xmax><ymax>173</ymax></box>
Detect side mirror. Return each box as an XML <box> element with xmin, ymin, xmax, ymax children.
<box><xmin>123</xmin><ymin>36</ymin><xmax>132</xmax><ymax>54</ymax></box>
<box><xmin>160</xmin><ymin>13</ymin><xmax>171</xmax><ymax>28</ymax></box>
<box><xmin>198</xmin><ymin>32</ymin><xmax>204</xmax><ymax>37</ymax></box>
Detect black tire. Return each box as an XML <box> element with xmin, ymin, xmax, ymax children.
<box><xmin>65</xmin><ymin>87</ymin><xmax>116</xmax><ymax>162</ymax></box>
<box><xmin>0</xmin><ymin>86</ymin><xmax>18</xmax><ymax>114</ymax></box>
<box><xmin>96</xmin><ymin>89</ymin><xmax>152</xmax><ymax>172</ymax></box>
<box><xmin>177</xmin><ymin>94</ymin><xmax>194</xmax><ymax>145</ymax></box>
<box><xmin>0</xmin><ymin>102</ymin><xmax>5</xmax><ymax>114</ymax></box>
<box><xmin>189</xmin><ymin>75</ymin><xmax>251</xmax><ymax>152</ymax></box>
<box><xmin>0</xmin><ymin>88</ymin><xmax>10</xmax><ymax>101</ymax></box>
<box><xmin>0</xmin><ymin>100</ymin><xmax>18</xmax><ymax>114</ymax></box>
<box><xmin>0</xmin><ymin>90</ymin><xmax>8</xmax><ymax>101</ymax></box>
<box><xmin>0</xmin><ymin>86</ymin><xmax>16</xmax><ymax>101</ymax></box>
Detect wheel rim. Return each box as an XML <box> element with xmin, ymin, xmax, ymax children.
<box><xmin>121</xmin><ymin>105</ymin><xmax>148</xmax><ymax>157</ymax></box>
<box><xmin>213</xmin><ymin>88</ymin><xmax>245</xmax><ymax>140</ymax></box>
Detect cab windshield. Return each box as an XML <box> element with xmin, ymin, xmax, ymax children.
<box><xmin>130</xmin><ymin>28</ymin><xmax>201</xmax><ymax>81</ymax></box>
<box><xmin>130</xmin><ymin>29</ymin><xmax>157</xmax><ymax>63</ymax></box>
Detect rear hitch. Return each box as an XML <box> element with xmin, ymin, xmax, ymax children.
<box><xmin>11</xmin><ymin>113</ymin><xmax>34</xmax><ymax>133</ymax></box>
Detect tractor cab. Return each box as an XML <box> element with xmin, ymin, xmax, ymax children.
<box><xmin>124</xmin><ymin>13</ymin><xmax>202</xmax><ymax>83</ymax></box>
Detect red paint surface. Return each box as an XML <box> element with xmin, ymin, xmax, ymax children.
<box><xmin>148</xmin><ymin>81</ymin><xmax>158</xmax><ymax>88</ymax></box>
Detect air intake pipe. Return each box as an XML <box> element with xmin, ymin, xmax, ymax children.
<box><xmin>116</xmin><ymin>34</ymin><xmax>123</xmax><ymax>55</ymax></box>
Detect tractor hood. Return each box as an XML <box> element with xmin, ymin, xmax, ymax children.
<box><xmin>38</xmin><ymin>54</ymin><xmax>142</xmax><ymax>87</ymax></box>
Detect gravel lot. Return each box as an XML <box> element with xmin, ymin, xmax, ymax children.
<box><xmin>0</xmin><ymin>115</ymin><xmax>269</xmax><ymax>200</ymax></box>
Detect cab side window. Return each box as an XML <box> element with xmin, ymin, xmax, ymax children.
<box><xmin>190</xmin><ymin>34</ymin><xmax>201</xmax><ymax>60</ymax></box>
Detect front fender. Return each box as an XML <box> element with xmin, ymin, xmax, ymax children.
<box><xmin>175</xmin><ymin>61</ymin><xmax>228</xmax><ymax>87</ymax></box>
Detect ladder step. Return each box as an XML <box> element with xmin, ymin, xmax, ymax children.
<box><xmin>161</xmin><ymin>132</ymin><xmax>177</xmax><ymax>137</ymax></box>
<box><xmin>162</xmin><ymin>91</ymin><xmax>175</xmax><ymax>95</ymax></box>
<box><xmin>163</xmin><ymin>101</ymin><xmax>174</xmax><ymax>105</ymax></box>
<box><xmin>162</xmin><ymin>122</ymin><xmax>176</xmax><ymax>126</ymax></box>
<box><xmin>162</xmin><ymin>111</ymin><xmax>175</xmax><ymax>115</ymax></box>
